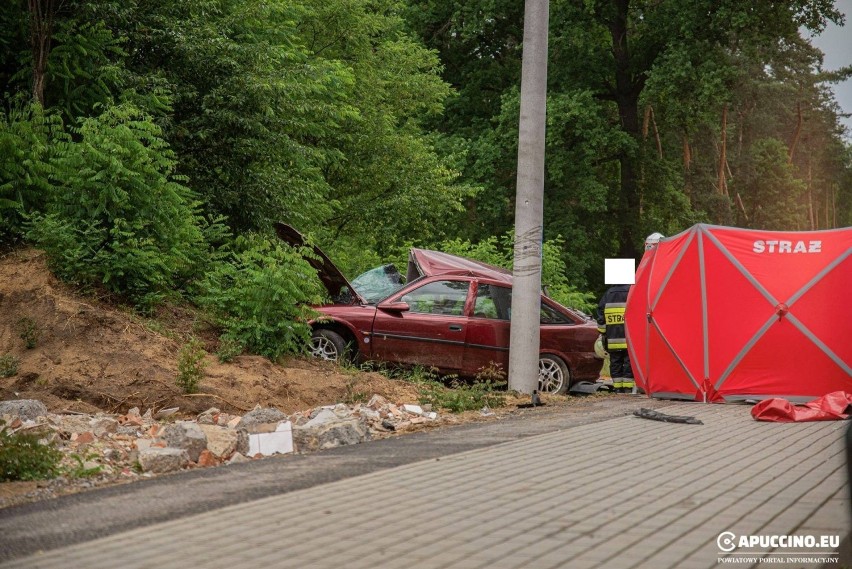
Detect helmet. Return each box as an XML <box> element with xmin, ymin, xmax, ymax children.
<box><xmin>645</xmin><ymin>232</ymin><xmax>664</xmax><ymax>251</ymax></box>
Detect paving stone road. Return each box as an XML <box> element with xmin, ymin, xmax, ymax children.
<box><xmin>1</xmin><ymin>402</ymin><xmax>849</xmax><ymax>569</ymax></box>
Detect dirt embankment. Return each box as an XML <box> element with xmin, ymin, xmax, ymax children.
<box><xmin>0</xmin><ymin>248</ymin><xmax>420</xmax><ymax>417</ymax></box>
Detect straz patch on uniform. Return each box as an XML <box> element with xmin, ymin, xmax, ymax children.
<box><xmin>604</xmin><ymin>307</ymin><xmax>625</xmax><ymax>325</ymax></box>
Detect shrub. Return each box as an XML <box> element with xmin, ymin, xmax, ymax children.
<box><xmin>199</xmin><ymin>235</ymin><xmax>325</xmax><ymax>360</ymax></box>
<box><xmin>0</xmin><ymin>354</ymin><xmax>19</xmax><ymax>377</ymax></box>
<box><xmin>17</xmin><ymin>317</ymin><xmax>40</xmax><ymax>349</ymax></box>
<box><xmin>26</xmin><ymin>103</ymin><xmax>219</xmax><ymax>309</ymax></box>
<box><xmin>0</xmin><ymin>103</ymin><xmax>58</xmax><ymax>245</ymax></box>
<box><xmin>215</xmin><ymin>336</ymin><xmax>244</xmax><ymax>363</ymax></box>
<box><xmin>0</xmin><ymin>422</ymin><xmax>63</xmax><ymax>481</ymax></box>
<box><xmin>176</xmin><ymin>337</ymin><xmax>207</xmax><ymax>394</ymax></box>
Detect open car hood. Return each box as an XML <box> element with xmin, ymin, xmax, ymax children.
<box><xmin>274</xmin><ymin>223</ymin><xmax>366</xmax><ymax>305</ymax></box>
<box><xmin>278</xmin><ymin>223</ymin><xmax>540</xmax><ymax>306</ymax></box>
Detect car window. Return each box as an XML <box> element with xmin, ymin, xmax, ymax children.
<box><xmin>473</xmin><ymin>284</ymin><xmax>510</xmax><ymax>319</ymax></box>
<box><xmin>401</xmin><ymin>280</ymin><xmax>470</xmax><ymax>316</ymax></box>
<box><xmin>540</xmin><ymin>302</ymin><xmax>570</xmax><ymax>324</ymax></box>
<box><xmin>351</xmin><ymin>264</ymin><xmax>405</xmax><ymax>304</ymax></box>
<box><xmin>477</xmin><ymin>284</ymin><xmax>572</xmax><ymax>324</ymax></box>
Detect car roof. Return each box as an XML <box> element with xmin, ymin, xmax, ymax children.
<box><xmin>408</xmin><ymin>249</ymin><xmax>513</xmax><ymax>285</ymax></box>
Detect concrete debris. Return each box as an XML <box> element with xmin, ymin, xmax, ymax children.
<box><xmin>158</xmin><ymin>421</ymin><xmax>208</xmax><ymax>462</ymax></box>
<box><xmin>91</xmin><ymin>417</ymin><xmax>118</xmax><ymax>437</ymax></box>
<box><xmin>196</xmin><ymin>407</ymin><xmax>220</xmax><ymax>425</ymax></box>
<box><xmin>227</xmin><ymin>452</ymin><xmax>250</xmax><ymax>465</ymax></box>
<box><xmin>154</xmin><ymin>407</ymin><xmax>180</xmax><ymax>420</ymax></box>
<box><xmin>138</xmin><ymin>447</ymin><xmax>190</xmax><ymax>473</ymax></box>
<box><xmin>198</xmin><ymin>423</ymin><xmax>247</xmax><ymax>458</ymax></box>
<box><xmin>292</xmin><ymin>414</ymin><xmax>369</xmax><ymax>452</ymax></box>
<box><xmin>0</xmin><ymin>394</ymin><xmax>443</xmax><ymax>489</ymax></box>
<box><xmin>367</xmin><ymin>394</ymin><xmax>388</xmax><ymax>408</ymax></box>
<box><xmin>238</xmin><ymin>407</ymin><xmax>288</xmax><ymax>431</ymax></box>
<box><xmin>0</xmin><ymin>399</ymin><xmax>48</xmax><ymax>421</ymax></box>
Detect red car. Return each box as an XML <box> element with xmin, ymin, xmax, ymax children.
<box><xmin>276</xmin><ymin>224</ymin><xmax>600</xmax><ymax>394</ymax></box>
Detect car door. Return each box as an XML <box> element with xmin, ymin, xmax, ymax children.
<box><xmin>369</xmin><ymin>278</ymin><xmax>471</xmax><ymax>372</ymax></box>
<box><xmin>462</xmin><ymin>282</ymin><xmax>511</xmax><ymax>376</ymax></box>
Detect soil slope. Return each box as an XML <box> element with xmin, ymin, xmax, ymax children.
<box><xmin>0</xmin><ymin>248</ymin><xmax>420</xmax><ymax>417</ymax></box>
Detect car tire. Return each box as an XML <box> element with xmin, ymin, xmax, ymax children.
<box><xmin>538</xmin><ymin>353</ymin><xmax>570</xmax><ymax>395</ymax></box>
<box><xmin>309</xmin><ymin>329</ymin><xmax>349</xmax><ymax>362</ymax></box>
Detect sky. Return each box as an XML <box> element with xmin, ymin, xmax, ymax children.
<box><xmin>804</xmin><ymin>0</ymin><xmax>852</xmax><ymax>137</ymax></box>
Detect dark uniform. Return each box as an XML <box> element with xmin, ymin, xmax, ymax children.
<box><xmin>596</xmin><ymin>284</ymin><xmax>634</xmax><ymax>392</ymax></box>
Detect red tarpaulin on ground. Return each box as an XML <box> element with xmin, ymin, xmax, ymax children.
<box><xmin>751</xmin><ymin>391</ymin><xmax>852</xmax><ymax>422</ymax></box>
<box><xmin>625</xmin><ymin>224</ymin><xmax>852</xmax><ymax>403</ymax></box>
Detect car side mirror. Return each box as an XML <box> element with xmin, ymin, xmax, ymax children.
<box><xmin>378</xmin><ymin>301</ymin><xmax>410</xmax><ymax>313</ymax></box>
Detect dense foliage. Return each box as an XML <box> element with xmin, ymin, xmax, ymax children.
<box><xmin>26</xmin><ymin>104</ymin><xmax>217</xmax><ymax>307</ymax></box>
<box><xmin>0</xmin><ymin>0</ymin><xmax>850</xmax><ymax>359</ymax></box>
<box><xmin>199</xmin><ymin>236</ymin><xmax>325</xmax><ymax>359</ymax></box>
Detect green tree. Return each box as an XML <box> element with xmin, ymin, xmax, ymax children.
<box><xmin>406</xmin><ymin>0</ymin><xmax>847</xmax><ymax>273</ymax></box>
<box><xmin>300</xmin><ymin>0</ymin><xmax>472</xmax><ymax>253</ymax></box>
<box><xmin>27</xmin><ymin>104</ymin><xmax>212</xmax><ymax>307</ymax></box>
<box><xmin>731</xmin><ymin>138</ymin><xmax>808</xmax><ymax>230</ymax></box>
<box><xmin>0</xmin><ymin>102</ymin><xmax>58</xmax><ymax>242</ymax></box>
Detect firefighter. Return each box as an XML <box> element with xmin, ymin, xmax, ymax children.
<box><xmin>645</xmin><ymin>232</ymin><xmax>664</xmax><ymax>251</ymax></box>
<box><xmin>597</xmin><ymin>283</ymin><xmax>633</xmax><ymax>393</ymax></box>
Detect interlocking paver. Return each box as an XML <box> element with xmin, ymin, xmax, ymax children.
<box><xmin>1</xmin><ymin>403</ymin><xmax>847</xmax><ymax>569</ymax></box>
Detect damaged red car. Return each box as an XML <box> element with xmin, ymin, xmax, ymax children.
<box><xmin>277</xmin><ymin>224</ymin><xmax>600</xmax><ymax>394</ymax></box>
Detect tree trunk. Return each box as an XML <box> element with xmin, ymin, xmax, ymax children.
<box><xmin>683</xmin><ymin>132</ymin><xmax>692</xmax><ymax>197</ymax></box>
<box><xmin>807</xmin><ymin>161</ymin><xmax>814</xmax><ymax>230</ymax></box>
<box><xmin>717</xmin><ymin>104</ymin><xmax>728</xmax><ymax>196</ymax></box>
<box><xmin>650</xmin><ymin>106</ymin><xmax>662</xmax><ymax>159</ymax></box>
<box><xmin>788</xmin><ymin>101</ymin><xmax>802</xmax><ymax>164</ymax></box>
<box><xmin>610</xmin><ymin>0</ymin><xmax>640</xmax><ymax>259</ymax></box>
<box><xmin>29</xmin><ymin>0</ymin><xmax>57</xmax><ymax>106</ymax></box>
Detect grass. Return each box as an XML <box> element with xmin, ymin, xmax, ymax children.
<box><xmin>373</xmin><ymin>364</ymin><xmax>508</xmax><ymax>413</ymax></box>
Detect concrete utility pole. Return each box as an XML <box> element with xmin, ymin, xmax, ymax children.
<box><xmin>508</xmin><ymin>0</ymin><xmax>549</xmax><ymax>394</ymax></box>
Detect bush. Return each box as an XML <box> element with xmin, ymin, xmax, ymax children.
<box><xmin>0</xmin><ymin>354</ymin><xmax>19</xmax><ymax>377</ymax></box>
<box><xmin>17</xmin><ymin>317</ymin><xmax>40</xmax><ymax>349</ymax></box>
<box><xmin>0</xmin><ymin>102</ymin><xmax>58</xmax><ymax>245</ymax></box>
<box><xmin>200</xmin><ymin>235</ymin><xmax>325</xmax><ymax>360</ymax></box>
<box><xmin>176</xmin><ymin>337</ymin><xmax>207</xmax><ymax>394</ymax></box>
<box><xmin>26</xmin><ymin>103</ymin><xmax>220</xmax><ymax>309</ymax></box>
<box><xmin>0</xmin><ymin>422</ymin><xmax>63</xmax><ymax>481</ymax></box>
<box><xmin>215</xmin><ymin>337</ymin><xmax>244</xmax><ymax>363</ymax></box>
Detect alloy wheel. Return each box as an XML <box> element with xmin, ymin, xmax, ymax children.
<box><xmin>538</xmin><ymin>356</ymin><xmax>566</xmax><ymax>394</ymax></box>
<box><xmin>310</xmin><ymin>335</ymin><xmax>339</xmax><ymax>361</ymax></box>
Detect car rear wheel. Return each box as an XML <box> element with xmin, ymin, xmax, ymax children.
<box><xmin>309</xmin><ymin>329</ymin><xmax>348</xmax><ymax>362</ymax></box>
<box><xmin>538</xmin><ymin>354</ymin><xmax>570</xmax><ymax>395</ymax></box>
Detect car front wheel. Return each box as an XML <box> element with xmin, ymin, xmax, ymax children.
<box><xmin>309</xmin><ymin>329</ymin><xmax>348</xmax><ymax>362</ymax></box>
<box><xmin>538</xmin><ymin>354</ymin><xmax>570</xmax><ymax>395</ymax></box>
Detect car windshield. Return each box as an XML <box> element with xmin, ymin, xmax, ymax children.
<box><xmin>351</xmin><ymin>264</ymin><xmax>405</xmax><ymax>304</ymax></box>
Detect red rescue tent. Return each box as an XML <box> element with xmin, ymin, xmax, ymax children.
<box><xmin>625</xmin><ymin>224</ymin><xmax>852</xmax><ymax>403</ymax></box>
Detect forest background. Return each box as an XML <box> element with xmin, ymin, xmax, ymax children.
<box><xmin>1</xmin><ymin>0</ymin><xmax>851</xmax><ymax>359</ymax></box>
